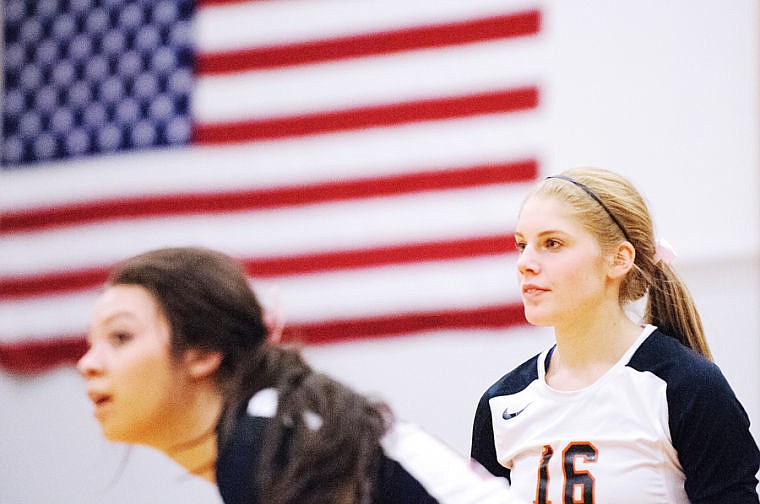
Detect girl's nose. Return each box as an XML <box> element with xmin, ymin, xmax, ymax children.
<box><xmin>76</xmin><ymin>346</ymin><xmax>101</xmax><ymax>377</ymax></box>
<box><xmin>516</xmin><ymin>245</ymin><xmax>538</xmax><ymax>276</ymax></box>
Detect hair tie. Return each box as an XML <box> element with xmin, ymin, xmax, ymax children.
<box><xmin>263</xmin><ymin>286</ymin><xmax>285</xmax><ymax>343</ymax></box>
<box><xmin>654</xmin><ymin>238</ymin><xmax>676</xmax><ymax>265</ymax></box>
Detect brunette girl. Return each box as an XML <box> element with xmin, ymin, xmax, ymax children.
<box><xmin>79</xmin><ymin>246</ymin><xmax>520</xmax><ymax>504</ymax></box>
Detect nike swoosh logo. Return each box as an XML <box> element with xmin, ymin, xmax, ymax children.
<box><xmin>502</xmin><ymin>402</ymin><xmax>531</xmax><ymax>420</ymax></box>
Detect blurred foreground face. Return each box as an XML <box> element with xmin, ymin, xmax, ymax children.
<box><xmin>515</xmin><ymin>195</ymin><xmax>608</xmax><ymax>328</ymax></box>
<box><xmin>78</xmin><ymin>285</ymin><xmax>188</xmax><ymax>447</ymax></box>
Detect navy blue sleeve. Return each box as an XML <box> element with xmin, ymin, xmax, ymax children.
<box><xmin>215</xmin><ymin>413</ymin><xmax>266</xmax><ymax>504</ymax></box>
<box><xmin>471</xmin><ymin>390</ymin><xmax>511</xmax><ymax>481</ymax></box>
<box><xmin>671</xmin><ymin>359</ymin><xmax>760</xmax><ymax>503</ymax></box>
<box><xmin>631</xmin><ymin>331</ymin><xmax>760</xmax><ymax>503</ymax></box>
<box><xmin>471</xmin><ymin>355</ymin><xmax>540</xmax><ymax>481</ymax></box>
<box><xmin>373</xmin><ymin>456</ymin><xmax>439</xmax><ymax>504</ymax></box>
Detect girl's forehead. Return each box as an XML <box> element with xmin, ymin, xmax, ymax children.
<box><xmin>93</xmin><ymin>285</ymin><xmax>161</xmax><ymax>320</ymax></box>
<box><xmin>517</xmin><ymin>196</ymin><xmax>579</xmax><ymax>230</ymax></box>
<box><xmin>90</xmin><ymin>285</ymin><xmax>172</xmax><ymax>345</ymax></box>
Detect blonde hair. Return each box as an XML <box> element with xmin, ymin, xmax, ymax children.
<box><xmin>527</xmin><ymin>167</ymin><xmax>712</xmax><ymax>360</ymax></box>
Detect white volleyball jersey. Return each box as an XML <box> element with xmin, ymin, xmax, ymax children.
<box><xmin>471</xmin><ymin>326</ymin><xmax>760</xmax><ymax>503</ymax></box>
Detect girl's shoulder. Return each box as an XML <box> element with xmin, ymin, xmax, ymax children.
<box><xmin>481</xmin><ymin>349</ymin><xmax>547</xmax><ymax>401</ymax></box>
<box><xmin>628</xmin><ymin>328</ymin><xmax>724</xmax><ymax>391</ymax></box>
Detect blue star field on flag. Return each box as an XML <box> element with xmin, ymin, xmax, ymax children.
<box><xmin>2</xmin><ymin>0</ymin><xmax>193</xmax><ymax>167</ymax></box>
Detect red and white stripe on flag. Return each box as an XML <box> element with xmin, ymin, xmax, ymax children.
<box><xmin>0</xmin><ymin>0</ymin><xmax>544</xmax><ymax>374</ymax></box>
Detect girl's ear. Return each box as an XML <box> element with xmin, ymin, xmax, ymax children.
<box><xmin>608</xmin><ymin>241</ymin><xmax>636</xmax><ymax>280</ymax></box>
<box><xmin>183</xmin><ymin>350</ymin><xmax>222</xmax><ymax>379</ymax></box>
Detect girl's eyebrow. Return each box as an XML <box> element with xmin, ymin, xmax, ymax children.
<box><xmin>89</xmin><ymin>311</ymin><xmax>140</xmax><ymax>335</ymax></box>
<box><xmin>515</xmin><ymin>229</ymin><xmax>570</xmax><ymax>239</ymax></box>
<box><xmin>101</xmin><ymin>311</ymin><xmax>139</xmax><ymax>325</ymax></box>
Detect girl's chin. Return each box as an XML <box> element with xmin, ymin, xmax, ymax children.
<box><xmin>101</xmin><ymin>424</ymin><xmax>141</xmax><ymax>445</ymax></box>
<box><xmin>101</xmin><ymin>426</ymin><xmax>124</xmax><ymax>442</ymax></box>
<box><xmin>523</xmin><ymin>311</ymin><xmax>554</xmax><ymax>327</ymax></box>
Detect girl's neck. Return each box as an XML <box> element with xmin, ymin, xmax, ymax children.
<box><xmin>548</xmin><ymin>306</ymin><xmax>641</xmax><ymax>390</ymax></box>
<box><xmin>160</xmin><ymin>387</ymin><xmax>223</xmax><ymax>483</ymax></box>
<box><xmin>166</xmin><ymin>423</ymin><xmax>219</xmax><ymax>482</ymax></box>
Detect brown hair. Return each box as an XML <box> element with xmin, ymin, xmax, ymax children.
<box><xmin>108</xmin><ymin>247</ymin><xmax>388</xmax><ymax>503</ymax></box>
<box><xmin>527</xmin><ymin>167</ymin><xmax>712</xmax><ymax>359</ymax></box>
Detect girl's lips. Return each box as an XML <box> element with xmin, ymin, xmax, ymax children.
<box><xmin>87</xmin><ymin>390</ymin><xmax>112</xmax><ymax>407</ymax></box>
<box><xmin>88</xmin><ymin>391</ymin><xmax>113</xmax><ymax>421</ymax></box>
<box><xmin>522</xmin><ymin>284</ymin><xmax>549</xmax><ymax>296</ymax></box>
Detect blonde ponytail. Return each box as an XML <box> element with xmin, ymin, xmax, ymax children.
<box><xmin>645</xmin><ymin>262</ymin><xmax>712</xmax><ymax>360</ymax></box>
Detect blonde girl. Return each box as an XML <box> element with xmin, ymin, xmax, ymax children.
<box><xmin>471</xmin><ymin>168</ymin><xmax>759</xmax><ymax>503</ymax></box>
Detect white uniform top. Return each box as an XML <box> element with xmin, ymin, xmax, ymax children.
<box><xmin>472</xmin><ymin>325</ymin><xmax>760</xmax><ymax>503</ymax></box>
<box><xmin>381</xmin><ymin>420</ymin><xmax>523</xmax><ymax>504</ymax></box>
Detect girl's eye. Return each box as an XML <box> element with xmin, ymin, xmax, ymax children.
<box><xmin>109</xmin><ymin>331</ymin><xmax>132</xmax><ymax>346</ymax></box>
<box><xmin>515</xmin><ymin>241</ymin><xmax>526</xmax><ymax>253</ymax></box>
<box><xmin>544</xmin><ymin>238</ymin><xmax>561</xmax><ymax>249</ymax></box>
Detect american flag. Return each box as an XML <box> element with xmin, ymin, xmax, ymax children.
<box><xmin>1</xmin><ymin>0</ymin><xmax>544</xmax><ymax>374</ymax></box>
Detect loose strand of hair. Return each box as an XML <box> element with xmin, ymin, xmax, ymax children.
<box><xmin>262</xmin><ymin>378</ymin><xmax>385</xmax><ymax>504</ymax></box>
<box><xmin>228</xmin><ymin>344</ymin><xmax>387</xmax><ymax>504</ymax></box>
